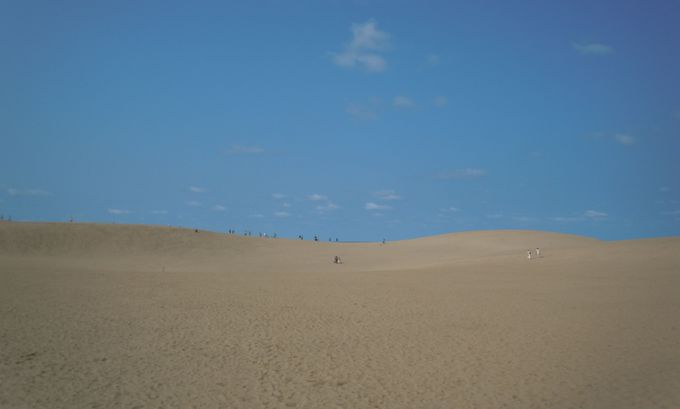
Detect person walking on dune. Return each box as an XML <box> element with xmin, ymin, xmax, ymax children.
<box><xmin>527</xmin><ymin>249</ymin><xmax>532</xmax><ymax>260</ymax></box>
<box><xmin>536</xmin><ymin>247</ymin><xmax>541</xmax><ymax>258</ymax></box>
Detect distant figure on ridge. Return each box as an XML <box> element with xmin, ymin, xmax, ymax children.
<box><xmin>334</xmin><ymin>256</ymin><xmax>342</xmax><ymax>264</ymax></box>
<box><xmin>314</xmin><ymin>235</ymin><xmax>319</xmax><ymax>242</ymax></box>
<box><xmin>536</xmin><ymin>248</ymin><xmax>541</xmax><ymax>258</ymax></box>
<box><xmin>527</xmin><ymin>249</ymin><xmax>532</xmax><ymax>260</ymax></box>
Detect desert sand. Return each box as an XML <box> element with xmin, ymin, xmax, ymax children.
<box><xmin>1</xmin><ymin>222</ymin><xmax>679</xmax><ymax>409</ymax></box>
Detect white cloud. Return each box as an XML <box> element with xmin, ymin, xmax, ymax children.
<box><xmin>587</xmin><ymin>131</ymin><xmax>636</xmax><ymax>146</ymax></box>
<box><xmin>437</xmin><ymin>207</ymin><xmax>461</xmax><ymax>220</ymax></box>
<box><xmin>332</xmin><ymin>19</ymin><xmax>390</xmax><ymax>72</ymax></box>
<box><xmin>226</xmin><ymin>145</ymin><xmax>265</xmax><ymax>155</ymax></box>
<box><xmin>393</xmin><ymin>96</ymin><xmax>416</xmax><ymax>109</ymax></box>
<box><xmin>306</xmin><ymin>193</ymin><xmax>339</xmax><ymax>212</ymax></box>
<box><xmin>585</xmin><ymin>210</ymin><xmax>608</xmax><ymax>219</ymax></box>
<box><xmin>189</xmin><ymin>186</ymin><xmax>207</xmax><ymax>193</ymax></box>
<box><xmin>374</xmin><ymin>189</ymin><xmax>401</xmax><ymax>201</ymax></box>
<box><xmin>346</xmin><ymin>102</ymin><xmax>379</xmax><ymax>120</ymax></box>
<box><xmin>186</xmin><ymin>201</ymin><xmax>202</xmax><ymax>207</ymax></box>
<box><xmin>316</xmin><ymin>202</ymin><xmax>340</xmax><ymax>213</ymax></box>
<box><xmin>7</xmin><ymin>188</ymin><xmax>51</xmax><ymax>197</ymax></box>
<box><xmin>437</xmin><ymin>168</ymin><xmax>487</xmax><ymax>180</ymax></box>
<box><xmin>614</xmin><ymin>134</ymin><xmax>635</xmax><ymax>145</ymax></box>
<box><xmin>659</xmin><ymin>186</ymin><xmax>671</xmax><ymax>193</ymax></box>
<box><xmin>513</xmin><ymin>216</ymin><xmax>539</xmax><ymax>223</ymax></box>
<box><xmin>346</xmin><ymin>97</ymin><xmax>383</xmax><ymax>120</ymax></box>
<box><xmin>151</xmin><ymin>210</ymin><xmax>168</xmax><ymax>215</ymax></box>
<box><xmin>426</xmin><ymin>54</ymin><xmax>440</xmax><ymax>66</ymax></box>
<box><xmin>307</xmin><ymin>193</ymin><xmax>328</xmax><ymax>201</ymax></box>
<box><xmin>212</xmin><ymin>205</ymin><xmax>227</xmax><ymax>211</ymax></box>
<box><xmin>551</xmin><ymin>216</ymin><xmax>582</xmax><ymax>222</ymax></box>
<box><xmin>573</xmin><ymin>42</ymin><xmax>614</xmax><ymax>55</ymax></box>
<box><xmin>434</xmin><ymin>96</ymin><xmax>448</xmax><ymax>107</ymax></box>
<box><xmin>486</xmin><ymin>213</ymin><xmax>504</xmax><ymax>219</ymax></box>
<box><xmin>282</xmin><ymin>202</ymin><xmax>292</xmax><ymax>208</ymax></box>
<box><xmin>272</xmin><ymin>193</ymin><xmax>286</xmax><ymax>199</ymax></box>
<box><xmin>249</xmin><ymin>213</ymin><xmax>265</xmax><ymax>218</ymax></box>
<box><xmin>661</xmin><ymin>210</ymin><xmax>680</xmax><ymax>221</ymax></box>
<box><xmin>108</xmin><ymin>208</ymin><xmax>131</xmax><ymax>215</ymax></box>
<box><xmin>274</xmin><ymin>211</ymin><xmax>290</xmax><ymax>218</ymax></box>
<box><xmin>553</xmin><ymin>210</ymin><xmax>608</xmax><ymax>222</ymax></box>
<box><xmin>365</xmin><ymin>202</ymin><xmax>391</xmax><ymax>211</ymax></box>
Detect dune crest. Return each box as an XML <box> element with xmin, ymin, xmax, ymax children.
<box><xmin>1</xmin><ymin>222</ymin><xmax>679</xmax><ymax>408</ymax></box>
<box><xmin>1</xmin><ymin>222</ymin><xmax>602</xmax><ymax>271</ymax></box>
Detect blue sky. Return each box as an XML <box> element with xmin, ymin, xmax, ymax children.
<box><xmin>2</xmin><ymin>0</ymin><xmax>679</xmax><ymax>241</ymax></box>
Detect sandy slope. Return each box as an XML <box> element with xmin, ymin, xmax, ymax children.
<box><xmin>1</xmin><ymin>222</ymin><xmax>679</xmax><ymax>409</ymax></box>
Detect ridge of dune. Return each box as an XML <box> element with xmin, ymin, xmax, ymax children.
<box><xmin>1</xmin><ymin>220</ymin><xmax>680</xmax><ymax>408</ymax></box>
<box><xmin>2</xmin><ymin>221</ymin><xmax>677</xmax><ymax>273</ymax></box>
<box><xmin>0</xmin><ymin>221</ymin><xmax>604</xmax><ymax>272</ymax></box>
<box><xmin>0</xmin><ymin>221</ymin><xmax>599</xmax><ymax>256</ymax></box>
<box><xmin>0</xmin><ymin>221</ymin><xmax>241</xmax><ymax>257</ymax></box>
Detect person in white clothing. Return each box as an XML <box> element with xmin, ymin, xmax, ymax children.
<box><xmin>527</xmin><ymin>249</ymin><xmax>532</xmax><ymax>260</ymax></box>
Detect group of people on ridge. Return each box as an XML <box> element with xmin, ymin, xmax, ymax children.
<box><xmin>527</xmin><ymin>248</ymin><xmax>541</xmax><ymax>259</ymax></box>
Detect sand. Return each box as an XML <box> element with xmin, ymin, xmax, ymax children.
<box><xmin>1</xmin><ymin>222</ymin><xmax>679</xmax><ymax>409</ymax></box>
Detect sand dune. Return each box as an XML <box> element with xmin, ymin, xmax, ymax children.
<box><xmin>1</xmin><ymin>222</ymin><xmax>679</xmax><ymax>408</ymax></box>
